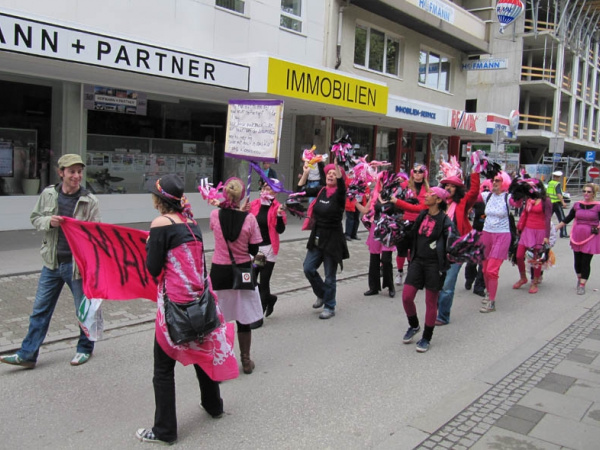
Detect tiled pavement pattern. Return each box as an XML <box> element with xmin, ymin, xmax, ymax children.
<box><xmin>0</xmin><ymin>238</ymin><xmax>370</xmax><ymax>353</ymax></box>
<box><xmin>416</xmin><ymin>299</ymin><xmax>600</xmax><ymax>449</ymax></box>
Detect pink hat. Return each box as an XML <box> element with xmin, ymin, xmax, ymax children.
<box><xmin>324</xmin><ymin>163</ymin><xmax>345</xmax><ymax>179</ymax></box>
<box><xmin>440</xmin><ymin>175</ymin><xmax>464</xmax><ymax>187</ymax></box>
<box><xmin>430</xmin><ymin>186</ymin><xmax>449</xmax><ymax>200</ymax></box>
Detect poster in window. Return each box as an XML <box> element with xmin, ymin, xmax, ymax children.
<box><xmin>0</xmin><ymin>142</ymin><xmax>13</xmax><ymax>177</ymax></box>
<box><xmin>133</xmin><ymin>154</ymin><xmax>146</xmax><ymax>171</ymax></box>
<box><xmin>182</xmin><ymin>143</ymin><xmax>197</xmax><ymax>154</ymax></box>
<box><xmin>186</xmin><ymin>156</ymin><xmax>199</xmax><ymax>173</ymax></box>
<box><xmin>225</xmin><ymin>99</ymin><xmax>284</xmax><ymax>163</ymax></box>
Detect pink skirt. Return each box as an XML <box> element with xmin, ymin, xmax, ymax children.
<box><xmin>365</xmin><ymin>226</ymin><xmax>395</xmax><ymax>253</ymax></box>
<box><xmin>481</xmin><ymin>231</ymin><xmax>511</xmax><ymax>260</ymax></box>
<box><xmin>570</xmin><ymin>224</ymin><xmax>600</xmax><ymax>254</ymax></box>
<box><xmin>518</xmin><ymin>227</ymin><xmax>546</xmax><ymax>249</ymax></box>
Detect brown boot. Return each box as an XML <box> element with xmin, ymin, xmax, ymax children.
<box><xmin>237</xmin><ymin>331</ymin><xmax>255</xmax><ymax>374</ymax></box>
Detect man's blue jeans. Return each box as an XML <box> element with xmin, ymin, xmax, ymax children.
<box><xmin>436</xmin><ymin>262</ymin><xmax>463</xmax><ymax>324</ymax></box>
<box><xmin>303</xmin><ymin>247</ymin><xmax>337</xmax><ymax>311</ymax></box>
<box><xmin>18</xmin><ymin>262</ymin><xmax>94</xmax><ymax>362</ymax></box>
<box><xmin>345</xmin><ymin>210</ymin><xmax>360</xmax><ymax>238</ymax></box>
<box><xmin>307</xmin><ymin>180</ymin><xmax>321</xmax><ymax>204</ymax></box>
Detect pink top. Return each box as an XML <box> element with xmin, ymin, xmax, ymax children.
<box><xmin>524</xmin><ymin>199</ymin><xmax>547</xmax><ymax>230</ymax></box>
<box><xmin>210</xmin><ymin>209</ymin><xmax>262</xmax><ymax>265</ymax></box>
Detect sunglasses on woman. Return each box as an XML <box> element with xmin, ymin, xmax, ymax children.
<box><xmin>583</xmin><ymin>190</ymin><xmax>593</xmax><ymax>194</ymax></box>
<box><xmin>414</xmin><ymin>169</ymin><xmax>425</xmax><ymax>174</ymax></box>
<box><xmin>493</xmin><ymin>178</ymin><xmax>502</xmax><ymax>182</ymax></box>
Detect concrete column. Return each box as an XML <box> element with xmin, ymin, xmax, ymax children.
<box><xmin>553</xmin><ymin>40</ymin><xmax>564</xmax><ymax>135</ymax></box>
<box><xmin>569</xmin><ymin>50</ymin><xmax>578</xmax><ymax>137</ymax></box>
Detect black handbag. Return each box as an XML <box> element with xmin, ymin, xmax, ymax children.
<box><xmin>162</xmin><ymin>220</ymin><xmax>221</xmax><ymax>345</ymax></box>
<box><xmin>226</xmin><ymin>241</ymin><xmax>257</xmax><ymax>291</ymax></box>
<box><xmin>164</xmin><ymin>278</ymin><xmax>221</xmax><ymax>345</ymax></box>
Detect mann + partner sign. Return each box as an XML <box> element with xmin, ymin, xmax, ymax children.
<box><xmin>0</xmin><ymin>12</ymin><xmax>249</xmax><ymax>91</ymax></box>
<box><xmin>267</xmin><ymin>58</ymin><xmax>388</xmax><ymax>114</ymax></box>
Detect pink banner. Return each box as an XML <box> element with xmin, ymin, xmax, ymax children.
<box><xmin>61</xmin><ymin>218</ymin><xmax>157</xmax><ymax>301</ymax></box>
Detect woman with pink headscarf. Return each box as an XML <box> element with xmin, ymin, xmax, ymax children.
<box><xmin>479</xmin><ymin>171</ymin><xmax>516</xmax><ymax>313</ymax></box>
<box><xmin>298</xmin><ymin>158</ymin><xmax>349</xmax><ymax>319</ymax></box>
<box><xmin>400</xmin><ymin>187</ymin><xmax>457</xmax><ymax>353</ymax></box>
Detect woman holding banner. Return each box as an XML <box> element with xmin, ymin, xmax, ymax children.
<box><xmin>249</xmin><ymin>181</ymin><xmax>287</xmax><ymax>317</ymax></box>
<box><xmin>139</xmin><ymin>174</ymin><xmax>237</xmax><ymax>446</ymax></box>
<box><xmin>210</xmin><ymin>177</ymin><xmax>263</xmax><ymax>374</ymax></box>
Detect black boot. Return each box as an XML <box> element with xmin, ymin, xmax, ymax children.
<box><xmin>266</xmin><ymin>294</ymin><xmax>278</xmax><ymax>317</ymax></box>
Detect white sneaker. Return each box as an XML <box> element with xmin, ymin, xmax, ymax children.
<box><xmin>70</xmin><ymin>353</ymin><xmax>91</xmax><ymax>366</ymax></box>
<box><xmin>481</xmin><ymin>291</ymin><xmax>490</xmax><ymax>304</ymax></box>
<box><xmin>395</xmin><ymin>272</ymin><xmax>404</xmax><ymax>286</ymax></box>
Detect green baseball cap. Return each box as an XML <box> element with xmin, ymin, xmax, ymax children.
<box><xmin>57</xmin><ymin>154</ymin><xmax>85</xmax><ymax>168</ymax></box>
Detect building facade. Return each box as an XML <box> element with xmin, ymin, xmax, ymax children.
<box><xmin>0</xmin><ymin>0</ymin><xmax>509</xmax><ymax>230</ymax></box>
<box><xmin>466</xmin><ymin>0</ymin><xmax>600</xmax><ymax>184</ymax></box>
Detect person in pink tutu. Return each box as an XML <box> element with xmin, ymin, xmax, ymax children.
<box><xmin>556</xmin><ymin>183</ymin><xmax>600</xmax><ymax>295</ymax></box>
<box><xmin>512</xmin><ymin>180</ymin><xmax>552</xmax><ymax>294</ymax></box>
<box><xmin>358</xmin><ymin>172</ymin><xmax>397</xmax><ymax>298</ymax></box>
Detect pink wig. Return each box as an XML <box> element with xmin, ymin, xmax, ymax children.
<box><xmin>480</xmin><ymin>179</ymin><xmax>493</xmax><ymax>192</ymax></box>
<box><xmin>497</xmin><ymin>171</ymin><xmax>511</xmax><ymax>191</ymax></box>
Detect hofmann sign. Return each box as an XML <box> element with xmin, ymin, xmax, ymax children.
<box><xmin>461</xmin><ymin>58</ymin><xmax>508</xmax><ymax>71</ymax></box>
<box><xmin>417</xmin><ymin>0</ymin><xmax>455</xmax><ymax>24</ymax></box>
<box><xmin>267</xmin><ymin>58</ymin><xmax>388</xmax><ymax>114</ymax></box>
<box><xmin>0</xmin><ymin>12</ymin><xmax>250</xmax><ymax>91</ymax></box>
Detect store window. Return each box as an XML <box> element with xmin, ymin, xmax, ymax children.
<box><xmin>216</xmin><ymin>0</ymin><xmax>245</xmax><ymax>14</ymax></box>
<box><xmin>419</xmin><ymin>50</ymin><xmax>451</xmax><ymax>93</ymax></box>
<box><xmin>280</xmin><ymin>0</ymin><xmax>303</xmax><ymax>33</ymax></box>
<box><xmin>354</xmin><ymin>24</ymin><xmax>401</xmax><ymax>77</ymax></box>
<box><xmin>375</xmin><ymin>127</ymin><xmax>397</xmax><ymax>168</ymax></box>
<box><xmin>0</xmin><ymin>79</ymin><xmax>52</xmax><ymax>196</ymax></box>
<box><xmin>333</xmin><ymin>120</ymin><xmax>373</xmax><ymax>160</ymax></box>
<box><xmin>86</xmin><ymin>96</ymin><xmax>227</xmax><ymax>194</ymax></box>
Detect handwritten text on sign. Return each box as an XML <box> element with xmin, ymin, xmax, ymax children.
<box><xmin>61</xmin><ymin>218</ymin><xmax>157</xmax><ymax>302</ymax></box>
<box><xmin>224</xmin><ymin>99</ymin><xmax>283</xmax><ymax>162</ymax></box>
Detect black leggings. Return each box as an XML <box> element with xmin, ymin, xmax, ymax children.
<box><xmin>237</xmin><ymin>321</ymin><xmax>251</xmax><ymax>332</ymax></box>
<box><xmin>256</xmin><ymin>261</ymin><xmax>276</xmax><ymax>304</ymax></box>
<box><xmin>574</xmin><ymin>251</ymin><xmax>594</xmax><ymax>280</ymax></box>
<box><xmin>152</xmin><ymin>338</ymin><xmax>222</xmax><ymax>442</ymax></box>
<box><xmin>368</xmin><ymin>251</ymin><xmax>393</xmax><ymax>291</ymax></box>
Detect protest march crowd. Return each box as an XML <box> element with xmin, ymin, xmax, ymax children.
<box><xmin>2</xmin><ymin>144</ymin><xmax>600</xmax><ymax>445</ymax></box>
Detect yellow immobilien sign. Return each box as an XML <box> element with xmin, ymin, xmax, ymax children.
<box><xmin>267</xmin><ymin>58</ymin><xmax>388</xmax><ymax>114</ymax></box>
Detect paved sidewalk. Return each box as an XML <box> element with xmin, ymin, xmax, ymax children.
<box><xmin>0</xmin><ymin>220</ymin><xmax>371</xmax><ymax>353</ymax></box>
<box><xmin>412</xmin><ymin>297</ymin><xmax>600</xmax><ymax>449</ymax></box>
<box><xmin>2</xmin><ymin>215</ymin><xmax>600</xmax><ymax>448</ymax></box>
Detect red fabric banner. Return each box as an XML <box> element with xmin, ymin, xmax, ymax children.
<box><xmin>61</xmin><ymin>218</ymin><xmax>157</xmax><ymax>301</ymax></box>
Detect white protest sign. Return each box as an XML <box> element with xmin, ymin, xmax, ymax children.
<box><xmin>224</xmin><ymin>99</ymin><xmax>284</xmax><ymax>162</ymax></box>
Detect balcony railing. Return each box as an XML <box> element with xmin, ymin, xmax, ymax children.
<box><xmin>559</xmin><ymin>121</ymin><xmax>567</xmax><ymax>135</ymax></box>
<box><xmin>521</xmin><ymin>66</ymin><xmax>555</xmax><ymax>83</ymax></box>
<box><xmin>520</xmin><ymin>114</ymin><xmax>553</xmax><ymax>131</ymax></box>
<box><xmin>524</xmin><ymin>18</ymin><xmax>556</xmax><ymax>33</ymax></box>
<box><xmin>563</xmin><ymin>74</ymin><xmax>572</xmax><ymax>90</ymax></box>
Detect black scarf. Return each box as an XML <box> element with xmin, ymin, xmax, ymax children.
<box><xmin>219</xmin><ymin>208</ymin><xmax>248</xmax><ymax>242</ymax></box>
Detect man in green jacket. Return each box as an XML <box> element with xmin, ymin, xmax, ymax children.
<box><xmin>0</xmin><ymin>154</ymin><xmax>101</xmax><ymax>369</ymax></box>
<box><xmin>547</xmin><ymin>171</ymin><xmax>568</xmax><ymax>238</ymax></box>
